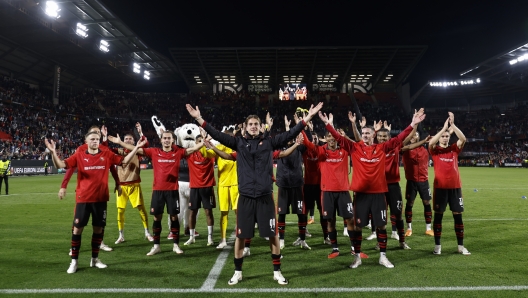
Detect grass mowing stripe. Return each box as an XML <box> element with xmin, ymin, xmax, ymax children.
<box><xmin>200</xmin><ymin>231</ymin><xmax>236</xmax><ymax>290</ymax></box>
<box><xmin>3</xmin><ymin>286</ymin><xmax>528</xmax><ymax>294</ymax></box>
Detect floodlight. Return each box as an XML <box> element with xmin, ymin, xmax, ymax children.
<box><xmin>99</xmin><ymin>40</ymin><xmax>109</xmax><ymax>53</ymax></box>
<box><xmin>144</xmin><ymin>70</ymin><xmax>150</xmax><ymax>80</ymax></box>
<box><xmin>133</xmin><ymin>63</ymin><xmax>141</xmax><ymax>74</ymax></box>
<box><xmin>76</xmin><ymin>23</ymin><xmax>88</xmax><ymax>38</ymax></box>
<box><xmin>45</xmin><ymin>1</ymin><xmax>61</xmax><ymax>19</ymax></box>
<box><xmin>510</xmin><ymin>59</ymin><xmax>518</xmax><ymax>65</ymax></box>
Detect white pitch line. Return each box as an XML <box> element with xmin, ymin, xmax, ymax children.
<box><xmin>200</xmin><ymin>231</ymin><xmax>236</xmax><ymax>290</ymax></box>
<box><xmin>2</xmin><ymin>286</ymin><xmax>528</xmax><ymax>294</ymax></box>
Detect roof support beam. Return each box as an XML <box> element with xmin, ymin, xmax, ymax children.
<box><xmin>14</xmin><ymin>60</ymin><xmax>42</xmax><ymax>79</ymax></box>
<box><xmin>340</xmin><ymin>49</ymin><xmax>358</xmax><ymax>87</ymax></box>
<box><xmin>0</xmin><ymin>46</ymin><xmax>18</xmax><ymax>60</ymax></box>
<box><xmin>396</xmin><ymin>46</ymin><xmax>427</xmax><ymax>86</ymax></box>
<box><xmin>195</xmin><ymin>50</ymin><xmax>211</xmax><ymax>87</ymax></box>
<box><xmin>235</xmin><ymin>50</ymin><xmax>244</xmax><ymax>84</ymax></box>
<box><xmin>372</xmin><ymin>48</ymin><xmax>398</xmax><ymax>90</ymax></box>
<box><xmin>308</xmin><ymin>50</ymin><xmax>318</xmax><ymax>84</ymax></box>
<box><xmin>410</xmin><ymin>81</ymin><xmax>430</xmax><ymax>104</ymax></box>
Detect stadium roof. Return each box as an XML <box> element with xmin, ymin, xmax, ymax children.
<box><xmin>0</xmin><ymin>0</ymin><xmax>181</xmax><ymax>90</ymax></box>
<box><xmin>169</xmin><ymin>46</ymin><xmax>427</xmax><ymax>90</ymax></box>
<box><xmin>411</xmin><ymin>40</ymin><xmax>528</xmax><ymax>108</ymax></box>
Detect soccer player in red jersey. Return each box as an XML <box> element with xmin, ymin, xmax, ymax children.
<box><xmin>401</xmin><ymin>131</ymin><xmax>433</xmax><ymax>237</ymax></box>
<box><xmin>428</xmin><ymin>112</ymin><xmax>470</xmax><ymax>255</ymax></box>
<box><xmin>110</xmin><ymin>130</ymin><xmax>204</xmax><ymax>256</ymax></box>
<box><xmin>184</xmin><ymin>134</ymin><xmax>216</xmax><ymax>246</ymax></box>
<box><xmin>60</xmin><ymin>126</ymin><xmax>118</xmax><ymax>254</ymax></box>
<box><xmin>318</xmin><ymin>108</ymin><xmax>425</xmax><ymax>269</ymax></box>
<box><xmin>376</xmin><ymin>124</ymin><xmax>411</xmax><ymax>250</ymax></box>
<box><xmin>45</xmin><ymin>131</ymin><xmax>145</xmax><ymax>274</ymax></box>
<box><xmin>187</xmin><ymin>102</ymin><xmax>323</xmax><ymax>286</ymax></box>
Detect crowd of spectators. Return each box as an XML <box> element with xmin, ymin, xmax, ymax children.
<box><xmin>0</xmin><ymin>74</ymin><xmax>527</xmax><ymax>167</ymax></box>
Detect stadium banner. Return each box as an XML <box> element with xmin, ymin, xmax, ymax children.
<box><xmin>503</xmin><ymin>163</ymin><xmax>522</xmax><ymax>167</ymax></box>
<box><xmin>475</xmin><ymin>163</ymin><xmax>489</xmax><ymax>167</ymax></box>
<box><xmin>248</xmin><ymin>84</ymin><xmax>273</xmax><ymax>93</ymax></box>
<box><xmin>52</xmin><ymin>65</ymin><xmax>60</xmax><ymax>105</ymax></box>
<box><xmin>9</xmin><ymin>160</ymin><xmax>57</xmax><ymax>176</ymax></box>
<box><xmin>312</xmin><ymin>83</ymin><xmax>338</xmax><ymax>92</ymax></box>
<box><xmin>278</xmin><ymin>84</ymin><xmax>308</xmax><ymax>100</ymax></box>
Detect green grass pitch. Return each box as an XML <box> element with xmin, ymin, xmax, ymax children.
<box><xmin>0</xmin><ymin>167</ymin><xmax>527</xmax><ymax>297</ymax></box>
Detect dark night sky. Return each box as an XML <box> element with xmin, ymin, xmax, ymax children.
<box><xmin>101</xmin><ymin>0</ymin><xmax>528</xmax><ymax>93</ymax></box>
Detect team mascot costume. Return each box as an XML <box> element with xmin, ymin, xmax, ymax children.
<box><xmin>151</xmin><ymin>116</ymin><xmax>201</xmax><ymax>237</ymax></box>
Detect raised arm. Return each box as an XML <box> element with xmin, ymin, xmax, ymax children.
<box><xmin>449</xmin><ymin>112</ymin><xmax>466</xmax><ymax>149</ymax></box>
<box><xmin>271</xmin><ymin>103</ymin><xmax>323</xmax><ymax>149</ymax></box>
<box><xmin>402</xmin><ymin>136</ymin><xmax>431</xmax><ymax>152</ymax></box>
<box><xmin>184</xmin><ymin>139</ymin><xmax>205</xmax><ymax>156</ymax></box>
<box><xmin>319</xmin><ymin>111</ymin><xmax>355</xmax><ymax>151</ymax></box>
<box><xmin>186</xmin><ymin>104</ymin><xmax>237</xmax><ymax>150</ymax></box>
<box><xmin>385</xmin><ymin>108</ymin><xmax>426</xmax><ymax>152</ymax></box>
<box><xmin>44</xmin><ymin>138</ymin><xmax>67</xmax><ymax>169</ymax></box>
<box><xmin>108</xmin><ymin>134</ymin><xmax>145</xmax><ymax>155</ymax></box>
<box><xmin>204</xmin><ymin>140</ymin><xmax>235</xmax><ymax>160</ymax></box>
<box><xmin>122</xmin><ymin>138</ymin><xmax>147</xmax><ymax>165</ymax></box>
<box><xmin>428</xmin><ymin>118</ymin><xmax>449</xmax><ymax>152</ymax></box>
<box><xmin>348</xmin><ymin>111</ymin><xmax>361</xmax><ymax>142</ymax></box>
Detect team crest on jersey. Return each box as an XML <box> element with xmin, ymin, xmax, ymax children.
<box><xmin>100</xmin><ymin>157</ymin><xmax>105</xmax><ymax>161</ymax></box>
<box><xmin>339</xmin><ymin>152</ymin><xmax>342</xmax><ymax>155</ymax></box>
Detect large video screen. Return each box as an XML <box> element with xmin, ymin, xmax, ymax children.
<box><xmin>278</xmin><ymin>84</ymin><xmax>308</xmax><ymax>100</ymax></box>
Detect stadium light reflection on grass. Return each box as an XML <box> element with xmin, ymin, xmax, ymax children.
<box><xmin>75</xmin><ymin>23</ymin><xmax>88</xmax><ymax>38</ymax></box>
<box><xmin>133</xmin><ymin>63</ymin><xmax>141</xmax><ymax>74</ymax></box>
<box><xmin>99</xmin><ymin>40</ymin><xmax>109</xmax><ymax>53</ymax></box>
<box><xmin>430</xmin><ymin>78</ymin><xmax>480</xmax><ymax>87</ymax></box>
<box><xmin>45</xmin><ymin>1</ymin><xmax>61</xmax><ymax>19</ymax></box>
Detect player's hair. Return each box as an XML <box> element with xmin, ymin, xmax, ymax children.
<box><xmin>378</xmin><ymin>128</ymin><xmax>390</xmax><ymax>134</ymax></box>
<box><xmin>124</xmin><ymin>133</ymin><xmax>135</xmax><ymax>141</ymax></box>
<box><xmin>245</xmin><ymin>115</ymin><xmax>261</xmax><ymax>125</ymax></box>
<box><xmin>87</xmin><ymin>125</ymin><xmax>100</xmax><ymax>133</ymax></box>
<box><xmin>84</xmin><ymin>131</ymin><xmax>101</xmax><ymax>139</ymax></box>
<box><xmin>161</xmin><ymin>130</ymin><xmax>175</xmax><ymax>139</ymax></box>
<box><xmin>362</xmin><ymin>125</ymin><xmax>375</xmax><ymax>132</ymax></box>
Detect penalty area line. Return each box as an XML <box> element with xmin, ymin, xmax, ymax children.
<box><xmin>2</xmin><ymin>286</ymin><xmax>528</xmax><ymax>294</ymax></box>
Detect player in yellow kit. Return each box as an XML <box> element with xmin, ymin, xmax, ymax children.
<box><xmin>200</xmin><ymin>128</ymin><xmax>239</xmax><ymax>249</ymax></box>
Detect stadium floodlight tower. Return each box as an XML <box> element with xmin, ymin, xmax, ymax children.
<box><xmin>45</xmin><ymin>1</ymin><xmax>61</xmax><ymax>19</ymax></box>
<box><xmin>144</xmin><ymin>70</ymin><xmax>150</xmax><ymax>80</ymax></box>
<box><xmin>99</xmin><ymin>40</ymin><xmax>110</xmax><ymax>53</ymax></box>
<box><xmin>133</xmin><ymin>63</ymin><xmax>141</xmax><ymax>74</ymax></box>
<box><xmin>76</xmin><ymin>23</ymin><xmax>89</xmax><ymax>38</ymax></box>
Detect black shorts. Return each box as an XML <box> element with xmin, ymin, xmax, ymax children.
<box><xmin>236</xmin><ymin>194</ymin><xmax>276</xmax><ymax>238</ymax></box>
<box><xmin>385</xmin><ymin>183</ymin><xmax>403</xmax><ymax>216</ymax></box>
<box><xmin>405</xmin><ymin>180</ymin><xmax>431</xmax><ymax>202</ymax></box>
<box><xmin>353</xmin><ymin>193</ymin><xmax>387</xmax><ymax>228</ymax></box>
<box><xmin>303</xmin><ymin>184</ymin><xmax>322</xmax><ymax>210</ymax></box>
<box><xmin>73</xmin><ymin>202</ymin><xmax>107</xmax><ymax>228</ymax></box>
<box><xmin>277</xmin><ymin>186</ymin><xmax>305</xmax><ymax>214</ymax></box>
<box><xmin>150</xmin><ymin>190</ymin><xmax>180</xmax><ymax>215</ymax></box>
<box><xmin>433</xmin><ymin>188</ymin><xmax>464</xmax><ymax>213</ymax></box>
<box><xmin>189</xmin><ymin>187</ymin><xmax>216</xmax><ymax>210</ymax></box>
<box><xmin>321</xmin><ymin>191</ymin><xmax>354</xmax><ymax>220</ymax></box>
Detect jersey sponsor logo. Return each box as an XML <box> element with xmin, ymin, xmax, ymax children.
<box><xmin>325</xmin><ymin>158</ymin><xmax>344</xmax><ymax>163</ymax></box>
<box><xmin>386</xmin><ymin>152</ymin><xmax>395</xmax><ymax>157</ymax></box>
<box><xmin>158</xmin><ymin>159</ymin><xmax>176</xmax><ymax>163</ymax></box>
<box><xmin>84</xmin><ymin>158</ymin><xmax>89</xmax><ymax>162</ymax></box>
<box><xmin>193</xmin><ymin>161</ymin><xmax>207</xmax><ymax>164</ymax></box>
<box><xmin>84</xmin><ymin>166</ymin><xmax>105</xmax><ymax>170</ymax></box>
<box><xmin>439</xmin><ymin>157</ymin><xmax>454</xmax><ymax>162</ymax></box>
<box><xmin>360</xmin><ymin>157</ymin><xmax>380</xmax><ymax>163</ymax></box>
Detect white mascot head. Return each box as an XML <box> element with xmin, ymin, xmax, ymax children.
<box><xmin>151</xmin><ymin>115</ymin><xmax>201</xmax><ymax>149</ymax></box>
